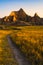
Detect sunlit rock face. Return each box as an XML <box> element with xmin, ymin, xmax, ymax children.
<box><xmin>0</xmin><ymin>8</ymin><xmax>43</xmax><ymax>25</ymax></box>
<box><xmin>4</xmin><ymin>16</ymin><xmax>8</xmax><ymax>22</ymax></box>
<box><xmin>9</xmin><ymin>8</ymin><xmax>27</xmax><ymax>22</ymax></box>
<box><xmin>0</xmin><ymin>8</ymin><xmax>31</xmax><ymax>24</ymax></box>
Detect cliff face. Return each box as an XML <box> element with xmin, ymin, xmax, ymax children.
<box><xmin>9</xmin><ymin>8</ymin><xmax>28</xmax><ymax>22</ymax></box>
<box><xmin>30</xmin><ymin>13</ymin><xmax>41</xmax><ymax>25</ymax></box>
<box><xmin>2</xmin><ymin>8</ymin><xmax>28</xmax><ymax>22</ymax></box>
<box><xmin>0</xmin><ymin>8</ymin><xmax>43</xmax><ymax>25</ymax></box>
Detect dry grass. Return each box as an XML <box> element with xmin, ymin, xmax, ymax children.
<box><xmin>0</xmin><ymin>30</ymin><xmax>18</xmax><ymax>65</ymax></box>
<box><xmin>11</xmin><ymin>26</ymin><xmax>43</xmax><ymax>65</ymax></box>
<box><xmin>0</xmin><ymin>26</ymin><xmax>43</xmax><ymax>65</ymax></box>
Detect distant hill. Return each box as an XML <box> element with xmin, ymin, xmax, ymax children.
<box><xmin>0</xmin><ymin>8</ymin><xmax>43</xmax><ymax>25</ymax></box>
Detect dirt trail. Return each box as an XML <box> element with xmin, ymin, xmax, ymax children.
<box><xmin>7</xmin><ymin>35</ymin><xmax>31</xmax><ymax>65</ymax></box>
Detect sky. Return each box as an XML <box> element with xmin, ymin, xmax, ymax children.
<box><xmin>0</xmin><ymin>0</ymin><xmax>43</xmax><ymax>18</ymax></box>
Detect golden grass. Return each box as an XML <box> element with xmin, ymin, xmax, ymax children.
<box><xmin>0</xmin><ymin>26</ymin><xmax>43</xmax><ymax>65</ymax></box>
<box><xmin>0</xmin><ymin>30</ymin><xmax>18</xmax><ymax>65</ymax></box>
<box><xmin>10</xmin><ymin>26</ymin><xmax>43</xmax><ymax>65</ymax></box>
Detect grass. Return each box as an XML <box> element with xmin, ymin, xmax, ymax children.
<box><xmin>10</xmin><ymin>26</ymin><xmax>43</xmax><ymax>65</ymax></box>
<box><xmin>0</xmin><ymin>26</ymin><xmax>43</xmax><ymax>65</ymax></box>
<box><xmin>0</xmin><ymin>30</ymin><xmax>18</xmax><ymax>65</ymax></box>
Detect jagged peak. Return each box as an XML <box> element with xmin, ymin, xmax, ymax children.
<box><xmin>19</xmin><ymin>8</ymin><xmax>24</xmax><ymax>11</ymax></box>
<box><xmin>9</xmin><ymin>8</ymin><xmax>27</xmax><ymax>17</ymax></box>
<box><xmin>18</xmin><ymin>8</ymin><xmax>26</xmax><ymax>13</ymax></box>
<box><xmin>10</xmin><ymin>8</ymin><xmax>24</xmax><ymax>14</ymax></box>
<box><xmin>34</xmin><ymin>13</ymin><xmax>40</xmax><ymax>17</ymax></box>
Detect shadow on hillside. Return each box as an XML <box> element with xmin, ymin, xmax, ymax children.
<box><xmin>0</xmin><ymin>27</ymin><xmax>21</xmax><ymax>30</ymax></box>
<box><xmin>11</xmin><ymin>28</ymin><xmax>21</xmax><ymax>30</ymax></box>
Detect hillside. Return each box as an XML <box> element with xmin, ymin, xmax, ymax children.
<box><xmin>0</xmin><ymin>8</ymin><xmax>43</xmax><ymax>25</ymax></box>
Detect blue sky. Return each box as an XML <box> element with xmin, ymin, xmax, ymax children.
<box><xmin>0</xmin><ymin>0</ymin><xmax>43</xmax><ymax>17</ymax></box>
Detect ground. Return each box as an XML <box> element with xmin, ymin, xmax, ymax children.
<box><xmin>0</xmin><ymin>30</ymin><xmax>18</xmax><ymax>65</ymax></box>
<box><xmin>0</xmin><ymin>26</ymin><xmax>43</xmax><ymax>65</ymax></box>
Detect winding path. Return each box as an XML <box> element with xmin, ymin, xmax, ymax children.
<box><xmin>7</xmin><ymin>35</ymin><xmax>31</xmax><ymax>65</ymax></box>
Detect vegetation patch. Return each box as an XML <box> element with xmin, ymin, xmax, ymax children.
<box><xmin>0</xmin><ymin>30</ymin><xmax>18</xmax><ymax>65</ymax></box>
<box><xmin>11</xmin><ymin>26</ymin><xmax>43</xmax><ymax>65</ymax></box>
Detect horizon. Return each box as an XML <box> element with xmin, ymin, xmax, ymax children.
<box><xmin>0</xmin><ymin>0</ymin><xmax>43</xmax><ymax>18</ymax></box>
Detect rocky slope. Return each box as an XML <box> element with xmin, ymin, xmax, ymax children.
<box><xmin>0</xmin><ymin>8</ymin><xmax>43</xmax><ymax>25</ymax></box>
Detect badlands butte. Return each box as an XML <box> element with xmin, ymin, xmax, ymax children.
<box><xmin>0</xmin><ymin>8</ymin><xmax>43</xmax><ymax>25</ymax></box>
